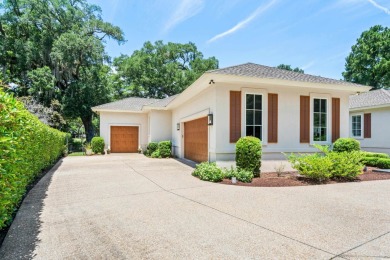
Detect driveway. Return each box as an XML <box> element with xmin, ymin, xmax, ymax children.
<box><xmin>1</xmin><ymin>154</ymin><xmax>389</xmax><ymax>259</ymax></box>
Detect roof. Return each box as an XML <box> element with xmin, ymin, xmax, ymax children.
<box><xmin>92</xmin><ymin>95</ymin><xmax>178</xmax><ymax>112</ymax></box>
<box><xmin>349</xmin><ymin>89</ymin><xmax>390</xmax><ymax>109</ymax></box>
<box><xmin>208</xmin><ymin>63</ymin><xmax>369</xmax><ymax>88</ymax></box>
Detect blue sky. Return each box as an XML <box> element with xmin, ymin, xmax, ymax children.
<box><xmin>90</xmin><ymin>0</ymin><xmax>389</xmax><ymax>80</ymax></box>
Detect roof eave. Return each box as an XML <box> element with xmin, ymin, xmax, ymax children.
<box><xmin>92</xmin><ymin>108</ymin><xmax>146</xmax><ymax>113</ymax></box>
<box><xmin>350</xmin><ymin>103</ymin><xmax>390</xmax><ymax>111</ymax></box>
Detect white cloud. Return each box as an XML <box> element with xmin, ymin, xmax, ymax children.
<box><xmin>366</xmin><ymin>0</ymin><xmax>390</xmax><ymax>15</ymax></box>
<box><xmin>301</xmin><ymin>61</ymin><xmax>316</xmax><ymax>70</ymax></box>
<box><xmin>207</xmin><ymin>0</ymin><xmax>278</xmax><ymax>43</ymax></box>
<box><xmin>163</xmin><ymin>0</ymin><xmax>204</xmax><ymax>33</ymax></box>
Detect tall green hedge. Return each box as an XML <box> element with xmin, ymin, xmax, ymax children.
<box><xmin>0</xmin><ymin>89</ymin><xmax>66</xmax><ymax>229</ymax></box>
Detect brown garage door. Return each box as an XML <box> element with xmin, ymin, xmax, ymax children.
<box><xmin>110</xmin><ymin>126</ymin><xmax>139</xmax><ymax>153</ymax></box>
<box><xmin>184</xmin><ymin>117</ymin><xmax>208</xmax><ymax>163</ymax></box>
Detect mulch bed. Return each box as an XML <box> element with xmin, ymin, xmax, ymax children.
<box><xmin>220</xmin><ymin>167</ymin><xmax>390</xmax><ymax>187</ymax></box>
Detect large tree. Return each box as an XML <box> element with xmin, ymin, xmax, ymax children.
<box><xmin>343</xmin><ymin>25</ymin><xmax>390</xmax><ymax>89</ymax></box>
<box><xmin>276</xmin><ymin>64</ymin><xmax>304</xmax><ymax>73</ymax></box>
<box><xmin>113</xmin><ymin>41</ymin><xmax>219</xmax><ymax>99</ymax></box>
<box><xmin>0</xmin><ymin>0</ymin><xmax>124</xmax><ymax>141</ymax></box>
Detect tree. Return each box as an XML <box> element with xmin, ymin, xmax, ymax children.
<box><xmin>113</xmin><ymin>41</ymin><xmax>219</xmax><ymax>99</ymax></box>
<box><xmin>276</xmin><ymin>64</ymin><xmax>304</xmax><ymax>73</ymax></box>
<box><xmin>343</xmin><ymin>25</ymin><xmax>390</xmax><ymax>89</ymax></box>
<box><xmin>0</xmin><ymin>0</ymin><xmax>124</xmax><ymax>141</ymax></box>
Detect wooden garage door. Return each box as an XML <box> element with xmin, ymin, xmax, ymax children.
<box><xmin>184</xmin><ymin>117</ymin><xmax>208</xmax><ymax>163</ymax></box>
<box><xmin>110</xmin><ymin>126</ymin><xmax>139</xmax><ymax>153</ymax></box>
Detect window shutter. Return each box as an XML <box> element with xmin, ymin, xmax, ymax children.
<box><xmin>300</xmin><ymin>96</ymin><xmax>310</xmax><ymax>143</ymax></box>
<box><xmin>230</xmin><ymin>91</ymin><xmax>241</xmax><ymax>142</ymax></box>
<box><xmin>364</xmin><ymin>113</ymin><xmax>371</xmax><ymax>138</ymax></box>
<box><xmin>268</xmin><ymin>93</ymin><xmax>278</xmax><ymax>143</ymax></box>
<box><xmin>332</xmin><ymin>98</ymin><xmax>340</xmax><ymax>142</ymax></box>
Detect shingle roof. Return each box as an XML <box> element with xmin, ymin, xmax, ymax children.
<box><xmin>349</xmin><ymin>89</ymin><xmax>390</xmax><ymax>109</ymax></box>
<box><xmin>92</xmin><ymin>95</ymin><xmax>178</xmax><ymax>112</ymax></box>
<box><xmin>208</xmin><ymin>63</ymin><xmax>368</xmax><ymax>88</ymax></box>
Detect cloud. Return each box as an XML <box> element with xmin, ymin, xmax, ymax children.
<box><xmin>207</xmin><ymin>0</ymin><xmax>278</xmax><ymax>43</ymax></box>
<box><xmin>301</xmin><ymin>61</ymin><xmax>316</xmax><ymax>70</ymax></box>
<box><xmin>366</xmin><ymin>0</ymin><xmax>390</xmax><ymax>15</ymax></box>
<box><xmin>163</xmin><ymin>0</ymin><xmax>204</xmax><ymax>33</ymax></box>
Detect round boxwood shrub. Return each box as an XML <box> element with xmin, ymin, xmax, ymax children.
<box><xmin>146</xmin><ymin>142</ymin><xmax>158</xmax><ymax>156</ymax></box>
<box><xmin>192</xmin><ymin>162</ymin><xmax>223</xmax><ymax>182</ymax></box>
<box><xmin>235</xmin><ymin>136</ymin><xmax>262</xmax><ymax>177</ymax></box>
<box><xmin>158</xmin><ymin>140</ymin><xmax>172</xmax><ymax>158</ymax></box>
<box><xmin>333</xmin><ymin>138</ymin><xmax>360</xmax><ymax>153</ymax></box>
<box><xmin>91</xmin><ymin>137</ymin><xmax>105</xmax><ymax>154</ymax></box>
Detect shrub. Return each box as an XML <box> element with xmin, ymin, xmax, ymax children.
<box><xmin>377</xmin><ymin>158</ymin><xmax>390</xmax><ymax>169</ymax></box>
<box><xmin>328</xmin><ymin>151</ymin><xmax>364</xmax><ymax>179</ymax></box>
<box><xmin>0</xmin><ymin>89</ymin><xmax>66</xmax><ymax>229</ymax></box>
<box><xmin>70</xmin><ymin>138</ymin><xmax>83</xmax><ymax>152</ymax></box>
<box><xmin>158</xmin><ymin>141</ymin><xmax>172</xmax><ymax>158</ymax></box>
<box><xmin>361</xmin><ymin>157</ymin><xmax>379</xmax><ymax>167</ymax></box>
<box><xmin>222</xmin><ymin>167</ymin><xmax>254</xmax><ymax>183</ymax></box>
<box><xmin>192</xmin><ymin>162</ymin><xmax>223</xmax><ymax>182</ymax></box>
<box><xmin>151</xmin><ymin>149</ymin><xmax>161</xmax><ymax>158</ymax></box>
<box><xmin>288</xmin><ymin>153</ymin><xmax>333</xmax><ymax>181</ymax></box>
<box><xmin>91</xmin><ymin>137</ymin><xmax>105</xmax><ymax>154</ymax></box>
<box><xmin>333</xmin><ymin>138</ymin><xmax>360</xmax><ymax>152</ymax></box>
<box><xmin>236</xmin><ymin>136</ymin><xmax>262</xmax><ymax>177</ymax></box>
<box><xmin>361</xmin><ymin>151</ymin><xmax>389</xmax><ymax>158</ymax></box>
<box><xmin>145</xmin><ymin>142</ymin><xmax>158</xmax><ymax>156</ymax></box>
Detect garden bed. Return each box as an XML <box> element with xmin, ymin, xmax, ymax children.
<box><xmin>219</xmin><ymin>167</ymin><xmax>390</xmax><ymax>187</ymax></box>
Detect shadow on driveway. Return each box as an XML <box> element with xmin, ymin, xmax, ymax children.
<box><xmin>0</xmin><ymin>160</ymin><xmax>62</xmax><ymax>259</ymax></box>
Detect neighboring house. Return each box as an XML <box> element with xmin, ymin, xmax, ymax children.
<box><xmin>92</xmin><ymin>63</ymin><xmax>370</xmax><ymax>162</ymax></box>
<box><xmin>349</xmin><ymin>89</ymin><xmax>390</xmax><ymax>154</ymax></box>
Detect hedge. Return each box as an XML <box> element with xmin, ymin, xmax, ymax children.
<box><xmin>333</xmin><ymin>138</ymin><xmax>360</xmax><ymax>152</ymax></box>
<box><xmin>361</xmin><ymin>151</ymin><xmax>389</xmax><ymax>158</ymax></box>
<box><xmin>0</xmin><ymin>89</ymin><xmax>66</xmax><ymax>229</ymax></box>
<box><xmin>91</xmin><ymin>137</ymin><xmax>105</xmax><ymax>154</ymax></box>
<box><xmin>236</xmin><ymin>136</ymin><xmax>262</xmax><ymax>177</ymax></box>
<box><xmin>377</xmin><ymin>158</ymin><xmax>390</xmax><ymax>169</ymax></box>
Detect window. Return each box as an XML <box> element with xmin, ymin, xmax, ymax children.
<box><xmin>313</xmin><ymin>98</ymin><xmax>328</xmax><ymax>142</ymax></box>
<box><xmin>352</xmin><ymin>115</ymin><xmax>362</xmax><ymax>137</ymax></box>
<box><xmin>246</xmin><ymin>94</ymin><xmax>262</xmax><ymax>140</ymax></box>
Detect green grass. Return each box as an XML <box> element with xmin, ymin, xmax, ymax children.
<box><xmin>68</xmin><ymin>152</ymin><xmax>85</xmax><ymax>156</ymax></box>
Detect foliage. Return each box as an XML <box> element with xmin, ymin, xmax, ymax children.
<box><xmin>70</xmin><ymin>138</ymin><xmax>84</xmax><ymax>152</ymax></box>
<box><xmin>361</xmin><ymin>157</ymin><xmax>379</xmax><ymax>167</ymax></box>
<box><xmin>223</xmin><ymin>168</ymin><xmax>253</xmax><ymax>183</ymax></box>
<box><xmin>145</xmin><ymin>142</ymin><xmax>159</xmax><ymax>156</ymax></box>
<box><xmin>0</xmin><ymin>89</ymin><xmax>66</xmax><ymax>229</ymax></box>
<box><xmin>343</xmin><ymin>25</ymin><xmax>390</xmax><ymax>89</ymax></box>
<box><xmin>113</xmin><ymin>41</ymin><xmax>219</xmax><ymax>98</ymax></box>
<box><xmin>235</xmin><ymin>136</ymin><xmax>262</xmax><ymax>177</ymax></box>
<box><xmin>158</xmin><ymin>141</ymin><xmax>172</xmax><ymax>158</ymax></box>
<box><xmin>333</xmin><ymin>138</ymin><xmax>360</xmax><ymax>153</ymax></box>
<box><xmin>151</xmin><ymin>149</ymin><xmax>161</xmax><ymax>158</ymax></box>
<box><xmin>377</xmin><ymin>158</ymin><xmax>390</xmax><ymax>169</ymax></box>
<box><xmin>288</xmin><ymin>153</ymin><xmax>333</xmax><ymax>181</ymax></box>
<box><xmin>192</xmin><ymin>162</ymin><xmax>224</xmax><ymax>182</ymax></box>
<box><xmin>276</xmin><ymin>64</ymin><xmax>304</xmax><ymax>73</ymax></box>
<box><xmin>327</xmin><ymin>151</ymin><xmax>363</xmax><ymax>179</ymax></box>
<box><xmin>360</xmin><ymin>151</ymin><xmax>389</xmax><ymax>158</ymax></box>
<box><xmin>91</xmin><ymin>137</ymin><xmax>105</xmax><ymax>154</ymax></box>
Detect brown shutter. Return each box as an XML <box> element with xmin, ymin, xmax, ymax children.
<box><xmin>364</xmin><ymin>113</ymin><xmax>371</xmax><ymax>138</ymax></box>
<box><xmin>300</xmin><ymin>96</ymin><xmax>310</xmax><ymax>143</ymax></box>
<box><xmin>230</xmin><ymin>91</ymin><xmax>241</xmax><ymax>143</ymax></box>
<box><xmin>268</xmin><ymin>93</ymin><xmax>278</xmax><ymax>143</ymax></box>
<box><xmin>332</xmin><ymin>98</ymin><xmax>340</xmax><ymax>142</ymax></box>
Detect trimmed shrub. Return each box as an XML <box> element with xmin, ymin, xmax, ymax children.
<box><xmin>158</xmin><ymin>141</ymin><xmax>172</xmax><ymax>158</ymax></box>
<box><xmin>236</xmin><ymin>136</ymin><xmax>262</xmax><ymax>177</ymax></box>
<box><xmin>91</xmin><ymin>137</ymin><xmax>105</xmax><ymax>154</ymax></box>
<box><xmin>151</xmin><ymin>149</ymin><xmax>161</xmax><ymax>158</ymax></box>
<box><xmin>377</xmin><ymin>158</ymin><xmax>390</xmax><ymax>169</ymax></box>
<box><xmin>0</xmin><ymin>89</ymin><xmax>66</xmax><ymax>229</ymax></box>
<box><xmin>361</xmin><ymin>157</ymin><xmax>379</xmax><ymax>167</ymax></box>
<box><xmin>333</xmin><ymin>138</ymin><xmax>360</xmax><ymax>153</ymax></box>
<box><xmin>145</xmin><ymin>142</ymin><xmax>158</xmax><ymax>156</ymax></box>
<box><xmin>192</xmin><ymin>162</ymin><xmax>224</xmax><ymax>182</ymax></box>
<box><xmin>222</xmin><ymin>167</ymin><xmax>254</xmax><ymax>183</ymax></box>
<box><xmin>361</xmin><ymin>151</ymin><xmax>389</xmax><ymax>158</ymax></box>
<box><xmin>328</xmin><ymin>151</ymin><xmax>363</xmax><ymax>179</ymax></box>
<box><xmin>288</xmin><ymin>153</ymin><xmax>333</xmax><ymax>181</ymax></box>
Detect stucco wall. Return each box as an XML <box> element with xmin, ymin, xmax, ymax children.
<box><xmin>350</xmin><ymin>107</ymin><xmax>390</xmax><ymax>155</ymax></box>
<box><xmin>149</xmin><ymin>110</ymin><xmax>172</xmax><ymax>143</ymax></box>
<box><xmin>99</xmin><ymin>111</ymin><xmax>149</xmax><ymax>150</ymax></box>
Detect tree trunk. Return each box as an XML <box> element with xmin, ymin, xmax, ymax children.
<box><xmin>81</xmin><ymin>115</ymin><xmax>94</xmax><ymax>143</ymax></box>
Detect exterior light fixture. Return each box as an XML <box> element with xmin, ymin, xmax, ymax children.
<box><xmin>208</xmin><ymin>114</ymin><xmax>213</xmax><ymax>125</ymax></box>
<box><xmin>177</xmin><ymin>123</ymin><xmax>180</xmax><ymax>131</ymax></box>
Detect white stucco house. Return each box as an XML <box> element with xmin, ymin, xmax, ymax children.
<box><xmin>92</xmin><ymin>63</ymin><xmax>370</xmax><ymax>162</ymax></box>
<box><xmin>349</xmin><ymin>89</ymin><xmax>390</xmax><ymax>154</ymax></box>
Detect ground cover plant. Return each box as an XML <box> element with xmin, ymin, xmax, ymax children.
<box><xmin>0</xmin><ymin>89</ymin><xmax>66</xmax><ymax>229</ymax></box>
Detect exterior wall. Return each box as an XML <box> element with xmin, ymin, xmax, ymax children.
<box><xmin>99</xmin><ymin>111</ymin><xmax>149</xmax><ymax>150</ymax></box>
<box><xmin>214</xmin><ymin>83</ymin><xmax>351</xmax><ymax>160</ymax></box>
<box><xmin>149</xmin><ymin>110</ymin><xmax>172</xmax><ymax>142</ymax></box>
<box><xmin>171</xmin><ymin>86</ymin><xmax>217</xmax><ymax>161</ymax></box>
<box><xmin>350</xmin><ymin>107</ymin><xmax>390</xmax><ymax>155</ymax></box>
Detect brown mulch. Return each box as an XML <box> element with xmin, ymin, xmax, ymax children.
<box><xmin>219</xmin><ymin>167</ymin><xmax>390</xmax><ymax>187</ymax></box>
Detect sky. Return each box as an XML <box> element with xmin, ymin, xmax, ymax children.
<box><xmin>89</xmin><ymin>0</ymin><xmax>390</xmax><ymax>80</ymax></box>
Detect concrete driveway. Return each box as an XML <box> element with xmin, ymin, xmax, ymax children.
<box><xmin>1</xmin><ymin>154</ymin><xmax>389</xmax><ymax>259</ymax></box>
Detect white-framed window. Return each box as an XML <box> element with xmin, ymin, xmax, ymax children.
<box><xmin>313</xmin><ymin>98</ymin><xmax>328</xmax><ymax>142</ymax></box>
<box><xmin>351</xmin><ymin>114</ymin><xmax>363</xmax><ymax>138</ymax></box>
<box><xmin>245</xmin><ymin>94</ymin><xmax>262</xmax><ymax>140</ymax></box>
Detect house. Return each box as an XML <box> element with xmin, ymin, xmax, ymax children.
<box><xmin>92</xmin><ymin>63</ymin><xmax>370</xmax><ymax>162</ymax></box>
<box><xmin>349</xmin><ymin>89</ymin><xmax>390</xmax><ymax>155</ymax></box>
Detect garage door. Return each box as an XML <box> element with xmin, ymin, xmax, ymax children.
<box><xmin>110</xmin><ymin>126</ymin><xmax>139</xmax><ymax>153</ymax></box>
<box><xmin>184</xmin><ymin>117</ymin><xmax>208</xmax><ymax>163</ymax></box>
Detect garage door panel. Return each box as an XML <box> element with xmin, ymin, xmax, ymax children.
<box><xmin>111</xmin><ymin>126</ymin><xmax>139</xmax><ymax>153</ymax></box>
<box><xmin>184</xmin><ymin>117</ymin><xmax>208</xmax><ymax>163</ymax></box>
